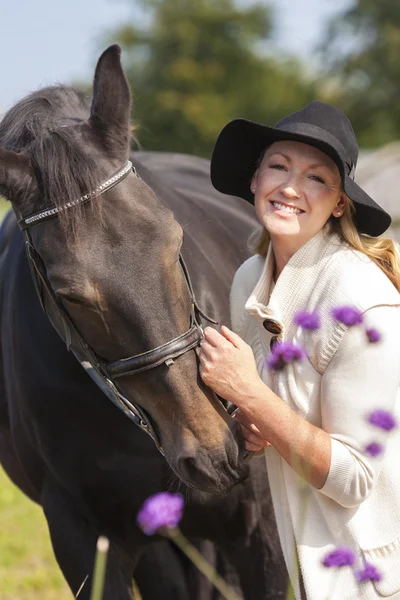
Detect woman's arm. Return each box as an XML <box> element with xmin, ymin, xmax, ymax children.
<box><xmin>199</xmin><ymin>325</ymin><xmax>331</xmax><ymax>489</ymax></box>
<box><xmin>317</xmin><ymin>305</ymin><xmax>400</xmax><ymax>506</ymax></box>
<box><xmin>199</xmin><ymin>304</ymin><xmax>400</xmax><ymax>501</ymax></box>
<box><xmin>235</xmin><ymin>378</ymin><xmax>332</xmax><ymax>489</ymax></box>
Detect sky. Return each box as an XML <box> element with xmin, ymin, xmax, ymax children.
<box><xmin>0</xmin><ymin>0</ymin><xmax>351</xmax><ymax>113</ymax></box>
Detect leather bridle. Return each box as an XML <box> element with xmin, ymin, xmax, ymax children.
<box><xmin>17</xmin><ymin>160</ymin><xmax>217</xmax><ymax>455</ymax></box>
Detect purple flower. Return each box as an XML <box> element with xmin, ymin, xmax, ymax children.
<box><xmin>367</xmin><ymin>409</ymin><xmax>397</xmax><ymax>432</ymax></box>
<box><xmin>365</xmin><ymin>328</ymin><xmax>381</xmax><ymax>343</ymax></box>
<box><xmin>331</xmin><ymin>306</ymin><xmax>363</xmax><ymax>326</ymax></box>
<box><xmin>364</xmin><ymin>442</ymin><xmax>384</xmax><ymax>457</ymax></box>
<box><xmin>266</xmin><ymin>341</ymin><xmax>307</xmax><ymax>371</ymax></box>
<box><xmin>137</xmin><ymin>492</ymin><xmax>184</xmax><ymax>535</ymax></box>
<box><xmin>355</xmin><ymin>563</ymin><xmax>382</xmax><ymax>582</ymax></box>
<box><xmin>294</xmin><ymin>310</ymin><xmax>321</xmax><ymax>330</ymax></box>
<box><xmin>322</xmin><ymin>546</ymin><xmax>356</xmax><ymax>568</ymax></box>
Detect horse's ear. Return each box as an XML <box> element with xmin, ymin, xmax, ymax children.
<box><xmin>89</xmin><ymin>45</ymin><xmax>131</xmax><ymax>150</ymax></box>
<box><xmin>0</xmin><ymin>148</ymin><xmax>37</xmax><ymax>204</ymax></box>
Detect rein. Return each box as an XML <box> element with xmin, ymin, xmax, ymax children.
<box><xmin>17</xmin><ymin>161</ymin><xmax>217</xmax><ymax>454</ymax></box>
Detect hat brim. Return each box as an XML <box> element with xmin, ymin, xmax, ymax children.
<box><xmin>343</xmin><ymin>177</ymin><xmax>391</xmax><ymax>237</ymax></box>
<box><xmin>211</xmin><ymin>119</ymin><xmax>391</xmax><ymax>236</ymax></box>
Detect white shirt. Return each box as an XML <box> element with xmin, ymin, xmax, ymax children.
<box><xmin>230</xmin><ymin>229</ymin><xmax>400</xmax><ymax>599</ymax></box>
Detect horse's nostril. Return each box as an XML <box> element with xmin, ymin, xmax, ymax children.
<box><xmin>177</xmin><ymin>454</ymin><xmax>224</xmax><ymax>492</ymax></box>
<box><xmin>178</xmin><ymin>456</ymin><xmax>198</xmax><ymax>482</ymax></box>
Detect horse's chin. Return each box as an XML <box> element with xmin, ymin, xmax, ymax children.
<box><xmin>163</xmin><ymin>443</ymin><xmax>250</xmax><ymax>496</ymax></box>
<box><xmin>175</xmin><ymin>467</ymin><xmax>249</xmax><ymax>496</ymax></box>
<box><xmin>184</xmin><ymin>472</ymin><xmax>248</xmax><ymax>496</ymax></box>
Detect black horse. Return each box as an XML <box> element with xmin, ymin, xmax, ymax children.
<box><xmin>0</xmin><ymin>45</ymin><xmax>286</xmax><ymax>599</ymax></box>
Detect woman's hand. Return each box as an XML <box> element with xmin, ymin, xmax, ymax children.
<box><xmin>232</xmin><ymin>409</ymin><xmax>272</xmax><ymax>452</ymax></box>
<box><xmin>198</xmin><ymin>325</ymin><xmax>263</xmax><ymax>407</ymax></box>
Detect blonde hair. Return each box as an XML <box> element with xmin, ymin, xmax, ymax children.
<box><xmin>248</xmin><ymin>198</ymin><xmax>400</xmax><ymax>292</ymax></box>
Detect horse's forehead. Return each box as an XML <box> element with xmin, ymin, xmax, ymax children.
<box><xmin>40</xmin><ymin>203</ymin><xmax>180</xmax><ymax>276</ymax></box>
<box><xmin>103</xmin><ymin>180</ymin><xmax>181</xmax><ymax>240</ymax></box>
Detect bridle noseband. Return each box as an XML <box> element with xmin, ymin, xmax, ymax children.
<box><xmin>18</xmin><ymin>161</ymin><xmax>217</xmax><ymax>454</ymax></box>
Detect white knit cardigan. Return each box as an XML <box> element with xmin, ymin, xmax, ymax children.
<box><xmin>230</xmin><ymin>229</ymin><xmax>400</xmax><ymax>600</ymax></box>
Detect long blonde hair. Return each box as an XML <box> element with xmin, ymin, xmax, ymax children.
<box><xmin>248</xmin><ymin>199</ymin><xmax>400</xmax><ymax>292</ymax></box>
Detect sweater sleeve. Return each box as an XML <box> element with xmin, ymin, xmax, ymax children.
<box><xmin>318</xmin><ymin>304</ymin><xmax>400</xmax><ymax>508</ymax></box>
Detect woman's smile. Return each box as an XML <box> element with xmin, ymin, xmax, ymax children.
<box><xmin>270</xmin><ymin>200</ymin><xmax>305</xmax><ymax>216</ymax></box>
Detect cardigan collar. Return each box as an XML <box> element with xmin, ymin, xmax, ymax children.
<box><xmin>245</xmin><ymin>228</ymin><xmax>341</xmax><ymax>339</ymax></box>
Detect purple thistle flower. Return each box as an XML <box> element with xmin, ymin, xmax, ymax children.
<box><xmin>137</xmin><ymin>492</ymin><xmax>184</xmax><ymax>535</ymax></box>
<box><xmin>331</xmin><ymin>306</ymin><xmax>364</xmax><ymax>326</ymax></box>
<box><xmin>367</xmin><ymin>409</ymin><xmax>397</xmax><ymax>432</ymax></box>
<box><xmin>266</xmin><ymin>341</ymin><xmax>307</xmax><ymax>371</ymax></box>
<box><xmin>364</xmin><ymin>442</ymin><xmax>384</xmax><ymax>457</ymax></box>
<box><xmin>294</xmin><ymin>310</ymin><xmax>321</xmax><ymax>330</ymax></box>
<box><xmin>365</xmin><ymin>328</ymin><xmax>381</xmax><ymax>343</ymax></box>
<box><xmin>355</xmin><ymin>563</ymin><xmax>382</xmax><ymax>582</ymax></box>
<box><xmin>322</xmin><ymin>546</ymin><xmax>356</xmax><ymax>568</ymax></box>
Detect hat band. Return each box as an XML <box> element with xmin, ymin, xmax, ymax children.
<box><xmin>276</xmin><ymin>121</ymin><xmax>356</xmax><ymax>180</ymax></box>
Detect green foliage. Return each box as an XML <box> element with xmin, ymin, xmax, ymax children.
<box><xmin>322</xmin><ymin>0</ymin><xmax>400</xmax><ymax>147</ymax></box>
<box><xmin>109</xmin><ymin>0</ymin><xmax>317</xmax><ymax>156</ymax></box>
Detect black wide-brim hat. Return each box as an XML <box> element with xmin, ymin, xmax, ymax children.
<box><xmin>211</xmin><ymin>101</ymin><xmax>391</xmax><ymax>237</ymax></box>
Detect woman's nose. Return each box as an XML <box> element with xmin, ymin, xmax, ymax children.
<box><xmin>281</xmin><ymin>185</ymin><xmax>300</xmax><ymax>199</ymax></box>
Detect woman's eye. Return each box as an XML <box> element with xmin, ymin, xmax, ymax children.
<box><xmin>269</xmin><ymin>164</ymin><xmax>286</xmax><ymax>170</ymax></box>
<box><xmin>310</xmin><ymin>174</ymin><xmax>324</xmax><ymax>184</ymax></box>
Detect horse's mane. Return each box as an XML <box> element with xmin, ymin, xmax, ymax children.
<box><xmin>0</xmin><ymin>86</ymin><xmax>101</xmax><ymax>231</ymax></box>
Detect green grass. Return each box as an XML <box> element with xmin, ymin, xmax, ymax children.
<box><xmin>0</xmin><ymin>467</ymin><xmax>72</xmax><ymax>599</ymax></box>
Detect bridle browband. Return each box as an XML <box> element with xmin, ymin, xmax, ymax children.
<box><xmin>18</xmin><ymin>160</ymin><xmax>218</xmax><ymax>454</ymax></box>
<box><xmin>18</xmin><ymin>161</ymin><xmax>134</xmax><ymax>230</ymax></box>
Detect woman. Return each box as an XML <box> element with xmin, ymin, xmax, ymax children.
<box><xmin>199</xmin><ymin>101</ymin><xmax>400</xmax><ymax>599</ymax></box>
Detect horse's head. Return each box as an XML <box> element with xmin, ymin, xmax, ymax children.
<box><xmin>0</xmin><ymin>45</ymin><xmax>249</xmax><ymax>494</ymax></box>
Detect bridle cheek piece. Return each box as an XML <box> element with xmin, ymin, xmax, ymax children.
<box><xmin>18</xmin><ymin>161</ymin><xmax>217</xmax><ymax>455</ymax></box>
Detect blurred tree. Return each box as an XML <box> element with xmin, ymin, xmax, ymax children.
<box><xmin>108</xmin><ymin>0</ymin><xmax>317</xmax><ymax>156</ymax></box>
<box><xmin>322</xmin><ymin>0</ymin><xmax>400</xmax><ymax>147</ymax></box>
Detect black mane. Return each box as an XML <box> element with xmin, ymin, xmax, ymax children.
<box><xmin>0</xmin><ymin>86</ymin><xmax>99</xmax><ymax>227</ymax></box>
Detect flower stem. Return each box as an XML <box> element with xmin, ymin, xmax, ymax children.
<box><xmin>285</xmin><ymin>580</ymin><xmax>296</xmax><ymax>600</ymax></box>
<box><xmin>90</xmin><ymin>536</ymin><xmax>109</xmax><ymax>600</ymax></box>
<box><xmin>166</xmin><ymin>528</ymin><xmax>240</xmax><ymax>600</ymax></box>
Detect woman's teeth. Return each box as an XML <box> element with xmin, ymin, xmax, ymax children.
<box><xmin>272</xmin><ymin>202</ymin><xmax>303</xmax><ymax>215</ymax></box>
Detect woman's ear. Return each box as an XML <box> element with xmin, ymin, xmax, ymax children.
<box><xmin>333</xmin><ymin>193</ymin><xmax>348</xmax><ymax>217</ymax></box>
<box><xmin>250</xmin><ymin>171</ymin><xmax>258</xmax><ymax>195</ymax></box>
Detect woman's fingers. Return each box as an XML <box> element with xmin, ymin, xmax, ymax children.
<box><xmin>199</xmin><ymin>339</ymin><xmax>213</xmax><ymax>360</ymax></box>
<box><xmin>240</xmin><ymin>424</ymin><xmax>267</xmax><ymax>446</ymax></box>
<box><xmin>220</xmin><ymin>325</ymin><xmax>243</xmax><ymax>349</ymax></box>
<box><xmin>233</xmin><ymin>411</ymin><xmax>272</xmax><ymax>448</ymax></box>
<box><xmin>244</xmin><ymin>440</ymin><xmax>265</xmax><ymax>452</ymax></box>
<box><xmin>233</xmin><ymin>410</ymin><xmax>264</xmax><ymax>435</ymax></box>
<box><xmin>203</xmin><ymin>326</ymin><xmax>227</xmax><ymax>348</ymax></box>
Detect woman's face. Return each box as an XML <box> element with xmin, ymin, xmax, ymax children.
<box><xmin>251</xmin><ymin>140</ymin><xmax>346</xmax><ymax>250</ymax></box>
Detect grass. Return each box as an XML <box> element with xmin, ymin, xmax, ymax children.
<box><xmin>0</xmin><ymin>467</ymin><xmax>72</xmax><ymax>600</ymax></box>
